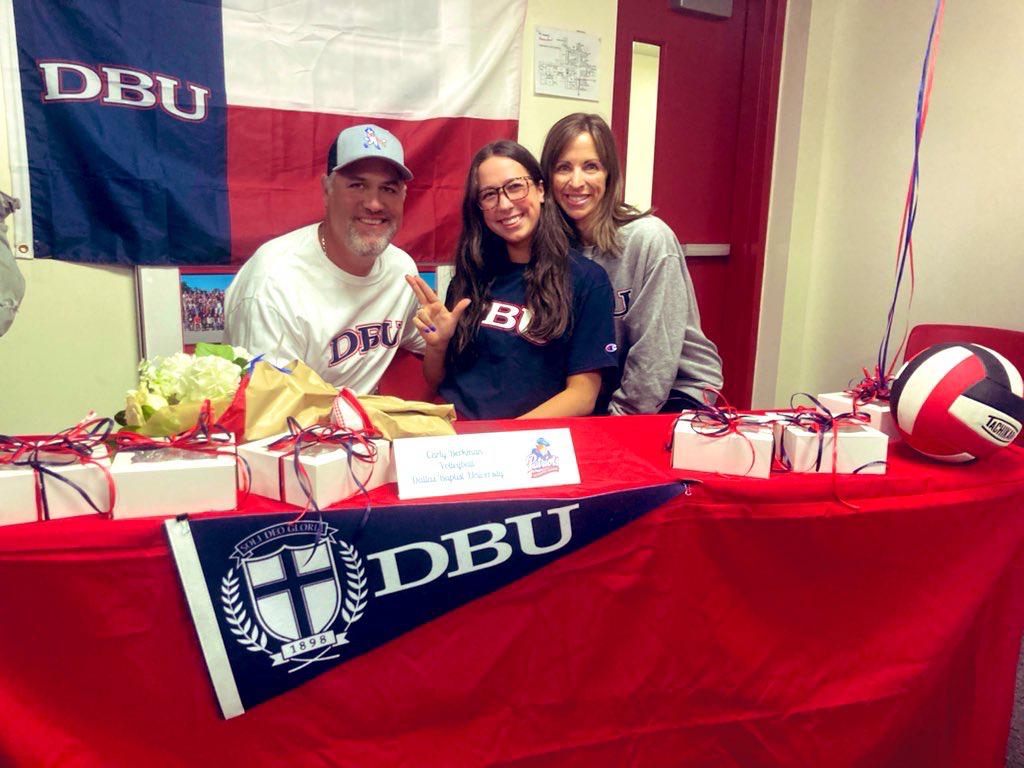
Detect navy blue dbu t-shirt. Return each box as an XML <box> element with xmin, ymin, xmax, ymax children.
<box><xmin>439</xmin><ymin>252</ymin><xmax>618</xmax><ymax>419</ymax></box>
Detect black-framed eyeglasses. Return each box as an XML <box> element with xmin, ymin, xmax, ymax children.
<box><xmin>477</xmin><ymin>176</ymin><xmax>534</xmax><ymax>210</ymax></box>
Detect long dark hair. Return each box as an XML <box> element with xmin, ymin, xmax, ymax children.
<box><xmin>446</xmin><ymin>140</ymin><xmax>573</xmax><ymax>358</ymax></box>
<box><xmin>539</xmin><ymin>112</ymin><xmax>650</xmax><ymax>256</ymax></box>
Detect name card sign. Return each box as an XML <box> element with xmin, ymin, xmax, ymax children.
<box><xmin>393</xmin><ymin>428</ymin><xmax>581</xmax><ymax>500</ymax></box>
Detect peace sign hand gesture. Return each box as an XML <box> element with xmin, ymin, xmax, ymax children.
<box><xmin>404</xmin><ymin>274</ymin><xmax>471</xmax><ymax>349</ymax></box>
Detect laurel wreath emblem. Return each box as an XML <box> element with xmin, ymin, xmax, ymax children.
<box><xmin>222</xmin><ymin>568</ymin><xmax>271</xmax><ymax>656</ymax></box>
<box><xmin>337</xmin><ymin>540</ymin><xmax>367</xmax><ymax>630</ymax></box>
<box><xmin>220</xmin><ymin>539</ymin><xmax>367</xmax><ymax>661</ymax></box>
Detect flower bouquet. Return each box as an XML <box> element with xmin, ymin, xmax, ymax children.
<box><xmin>116</xmin><ymin>343</ymin><xmax>250</xmax><ymax>436</ymax></box>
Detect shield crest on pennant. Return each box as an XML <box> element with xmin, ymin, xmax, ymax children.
<box><xmin>241</xmin><ymin>540</ymin><xmax>342</xmax><ymax>643</ymax></box>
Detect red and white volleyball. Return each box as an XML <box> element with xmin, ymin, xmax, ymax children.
<box><xmin>890</xmin><ymin>343</ymin><xmax>1024</xmax><ymax>462</ymax></box>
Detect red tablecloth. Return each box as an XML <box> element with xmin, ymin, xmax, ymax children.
<box><xmin>2</xmin><ymin>414</ymin><xmax>1023</xmax><ymax>767</ymax></box>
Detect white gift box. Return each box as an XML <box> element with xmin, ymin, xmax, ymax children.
<box><xmin>110</xmin><ymin>446</ymin><xmax>238</xmax><ymax>520</ymax></box>
<box><xmin>738</xmin><ymin>412</ymin><xmax>789</xmax><ymax>461</ymax></box>
<box><xmin>239</xmin><ymin>433</ymin><xmax>394</xmax><ymax>507</ymax></box>
<box><xmin>0</xmin><ymin>450</ymin><xmax>114</xmax><ymax>527</ymax></box>
<box><xmin>816</xmin><ymin>392</ymin><xmax>900</xmax><ymax>441</ymax></box>
<box><xmin>671</xmin><ymin>416</ymin><xmax>775</xmax><ymax>478</ymax></box>
<box><xmin>780</xmin><ymin>422</ymin><xmax>888</xmax><ymax>474</ymax></box>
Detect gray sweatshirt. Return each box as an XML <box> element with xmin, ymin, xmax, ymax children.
<box><xmin>586</xmin><ymin>216</ymin><xmax>723</xmax><ymax>414</ymax></box>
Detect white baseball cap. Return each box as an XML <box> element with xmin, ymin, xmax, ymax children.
<box><xmin>327</xmin><ymin>124</ymin><xmax>413</xmax><ymax>181</ymax></box>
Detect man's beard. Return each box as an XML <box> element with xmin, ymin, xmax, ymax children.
<box><xmin>345</xmin><ymin>220</ymin><xmax>398</xmax><ymax>260</ymax></box>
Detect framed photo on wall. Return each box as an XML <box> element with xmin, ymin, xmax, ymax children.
<box><xmin>135</xmin><ymin>266</ymin><xmax>238</xmax><ymax>359</ymax></box>
<box><xmin>179</xmin><ymin>268</ymin><xmax>235</xmax><ymax>348</ymax></box>
<box><xmin>135</xmin><ymin>264</ymin><xmax>453</xmax><ymax>360</ymax></box>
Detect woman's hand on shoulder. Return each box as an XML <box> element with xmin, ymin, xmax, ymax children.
<box><xmin>405</xmin><ymin>274</ymin><xmax>470</xmax><ymax>349</ymax></box>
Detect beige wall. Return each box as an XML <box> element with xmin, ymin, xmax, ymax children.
<box><xmin>623</xmin><ymin>43</ymin><xmax>659</xmax><ymax>212</ymax></box>
<box><xmin>0</xmin><ymin>1</ymin><xmax>616</xmax><ymax>433</ymax></box>
<box><xmin>756</xmin><ymin>0</ymin><xmax>1024</xmax><ymax>407</ymax></box>
<box><xmin>0</xmin><ymin>261</ymin><xmax>139</xmax><ymax>431</ymax></box>
<box><xmin>0</xmin><ymin>45</ymin><xmax>139</xmax><ymax>432</ymax></box>
<box><xmin>516</xmin><ymin>1</ymin><xmax>617</xmax><ymax>156</ymax></box>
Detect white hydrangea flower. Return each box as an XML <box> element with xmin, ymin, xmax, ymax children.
<box><xmin>138</xmin><ymin>358</ymin><xmax>157</xmax><ymax>383</ymax></box>
<box><xmin>180</xmin><ymin>355</ymin><xmax>242</xmax><ymax>401</ymax></box>
<box><xmin>137</xmin><ymin>352</ymin><xmax>242</xmax><ymax>404</ymax></box>
<box><xmin>141</xmin><ymin>352</ymin><xmax>191</xmax><ymax>402</ymax></box>
<box><xmin>124</xmin><ymin>383</ymin><xmax>169</xmax><ymax>425</ymax></box>
<box><xmin>231</xmin><ymin>346</ymin><xmax>251</xmax><ymax>362</ymax></box>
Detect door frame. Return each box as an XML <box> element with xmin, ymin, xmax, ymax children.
<box><xmin>612</xmin><ymin>0</ymin><xmax>788</xmax><ymax>408</ymax></box>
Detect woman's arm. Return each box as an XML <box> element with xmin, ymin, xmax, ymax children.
<box><xmin>609</xmin><ymin>254</ymin><xmax>688</xmax><ymax>414</ymax></box>
<box><xmin>404</xmin><ymin>275</ymin><xmax>470</xmax><ymax>391</ymax></box>
<box><xmin>517</xmin><ymin>258</ymin><xmax>617</xmax><ymax>418</ymax></box>
<box><xmin>606</xmin><ymin>218</ymin><xmax>720</xmax><ymax>414</ymax></box>
<box><xmin>518</xmin><ymin>370</ymin><xmax>602</xmax><ymax>419</ymax></box>
<box><xmin>420</xmin><ymin>344</ymin><xmax>447</xmax><ymax>390</ymax></box>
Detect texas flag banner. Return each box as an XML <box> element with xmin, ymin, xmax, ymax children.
<box><xmin>166</xmin><ymin>483</ymin><xmax>686</xmax><ymax>718</ymax></box>
<box><xmin>1</xmin><ymin>0</ymin><xmax>525</xmax><ymax>265</ymax></box>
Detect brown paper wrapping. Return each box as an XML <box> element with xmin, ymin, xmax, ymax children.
<box><xmin>357</xmin><ymin>395</ymin><xmax>457</xmax><ymax>439</ymax></box>
<box><xmin>135</xmin><ymin>362</ymin><xmax>454</xmax><ymax>441</ymax></box>
<box><xmin>242</xmin><ymin>360</ymin><xmax>339</xmax><ymax>440</ymax></box>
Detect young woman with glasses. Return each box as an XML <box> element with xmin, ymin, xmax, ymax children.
<box><xmin>540</xmin><ymin>113</ymin><xmax>723</xmax><ymax>414</ymax></box>
<box><xmin>404</xmin><ymin>140</ymin><xmax>617</xmax><ymax>419</ymax></box>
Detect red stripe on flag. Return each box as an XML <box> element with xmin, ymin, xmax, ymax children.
<box><xmin>226</xmin><ymin>108</ymin><xmax>518</xmax><ymax>265</ymax></box>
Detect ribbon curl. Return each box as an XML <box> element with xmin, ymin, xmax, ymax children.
<box><xmin>267</xmin><ymin>417</ymin><xmax>381</xmax><ymax>539</ymax></box>
<box><xmin>846</xmin><ymin>366</ymin><xmax>894</xmax><ymax>408</ymax></box>
<box><xmin>666</xmin><ymin>389</ymin><xmax>775</xmax><ymax>478</ymax></box>
<box><xmin>246</xmin><ymin>354</ymin><xmax>292</xmax><ymax>376</ymax></box>
<box><xmin>114</xmin><ymin>400</ymin><xmax>251</xmax><ymax>499</ymax></box>
<box><xmin>0</xmin><ymin>414</ymin><xmax>116</xmax><ymax>521</ymax></box>
<box><xmin>777</xmin><ymin>394</ymin><xmax>887</xmax><ymax>509</ymax></box>
<box><xmin>864</xmin><ymin>0</ymin><xmax>946</xmax><ymax>399</ymax></box>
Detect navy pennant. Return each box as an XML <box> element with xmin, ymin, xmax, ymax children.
<box><xmin>166</xmin><ymin>483</ymin><xmax>684</xmax><ymax>718</ymax></box>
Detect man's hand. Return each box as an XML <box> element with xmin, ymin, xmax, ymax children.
<box><xmin>405</xmin><ymin>274</ymin><xmax>470</xmax><ymax>350</ymax></box>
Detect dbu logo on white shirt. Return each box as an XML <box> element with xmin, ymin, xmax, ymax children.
<box><xmin>329</xmin><ymin>320</ymin><xmax>404</xmax><ymax>365</ymax></box>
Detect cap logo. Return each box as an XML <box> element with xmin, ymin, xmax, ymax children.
<box><xmin>363</xmin><ymin>127</ymin><xmax>386</xmax><ymax>150</ymax></box>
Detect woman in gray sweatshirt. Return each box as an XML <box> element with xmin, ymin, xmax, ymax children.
<box><xmin>540</xmin><ymin>113</ymin><xmax>722</xmax><ymax>415</ymax></box>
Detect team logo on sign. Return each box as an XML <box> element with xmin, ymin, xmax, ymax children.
<box><xmin>220</xmin><ymin>521</ymin><xmax>366</xmax><ymax>669</ymax></box>
<box><xmin>526</xmin><ymin>437</ymin><xmax>559</xmax><ymax>478</ymax></box>
<box><xmin>169</xmin><ymin>485</ymin><xmax>684</xmax><ymax>717</ymax></box>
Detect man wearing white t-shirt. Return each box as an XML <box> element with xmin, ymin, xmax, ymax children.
<box><xmin>225</xmin><ymin>124</ymin><xmax>425</xmax><ymax>393</ymax></box>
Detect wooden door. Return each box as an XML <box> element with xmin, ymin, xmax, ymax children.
<box><xmin>612</xmin><ymin>0</ymin><xmax>786</xmax><ymax>406</ymax></box>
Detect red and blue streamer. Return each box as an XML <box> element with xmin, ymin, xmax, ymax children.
<box><xmin>865</xmin><ymin>0</ymin><xmax>946</xmax><ymax>399</ymax></box>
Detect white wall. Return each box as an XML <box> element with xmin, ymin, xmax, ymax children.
<box><xmin>0</xmin><ymin>1</ymin><xmax>616</xmax><ymax>433</ymax></box>
<box><xmin>756</xmin><ymin>0</ymin><xmax>1024</xmax><ymax>408</ymax></box>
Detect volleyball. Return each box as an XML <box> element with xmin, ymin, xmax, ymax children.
<box><xmin>890</xmin><ymin>343</ymin><xmax>1024</xmax><ymax>462</ymax></box>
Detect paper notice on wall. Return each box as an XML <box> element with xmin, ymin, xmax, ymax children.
<box><xmin>534</xmin><ymin>27</ymin><xmax>600</xmax><ymax>101</ymax></box>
